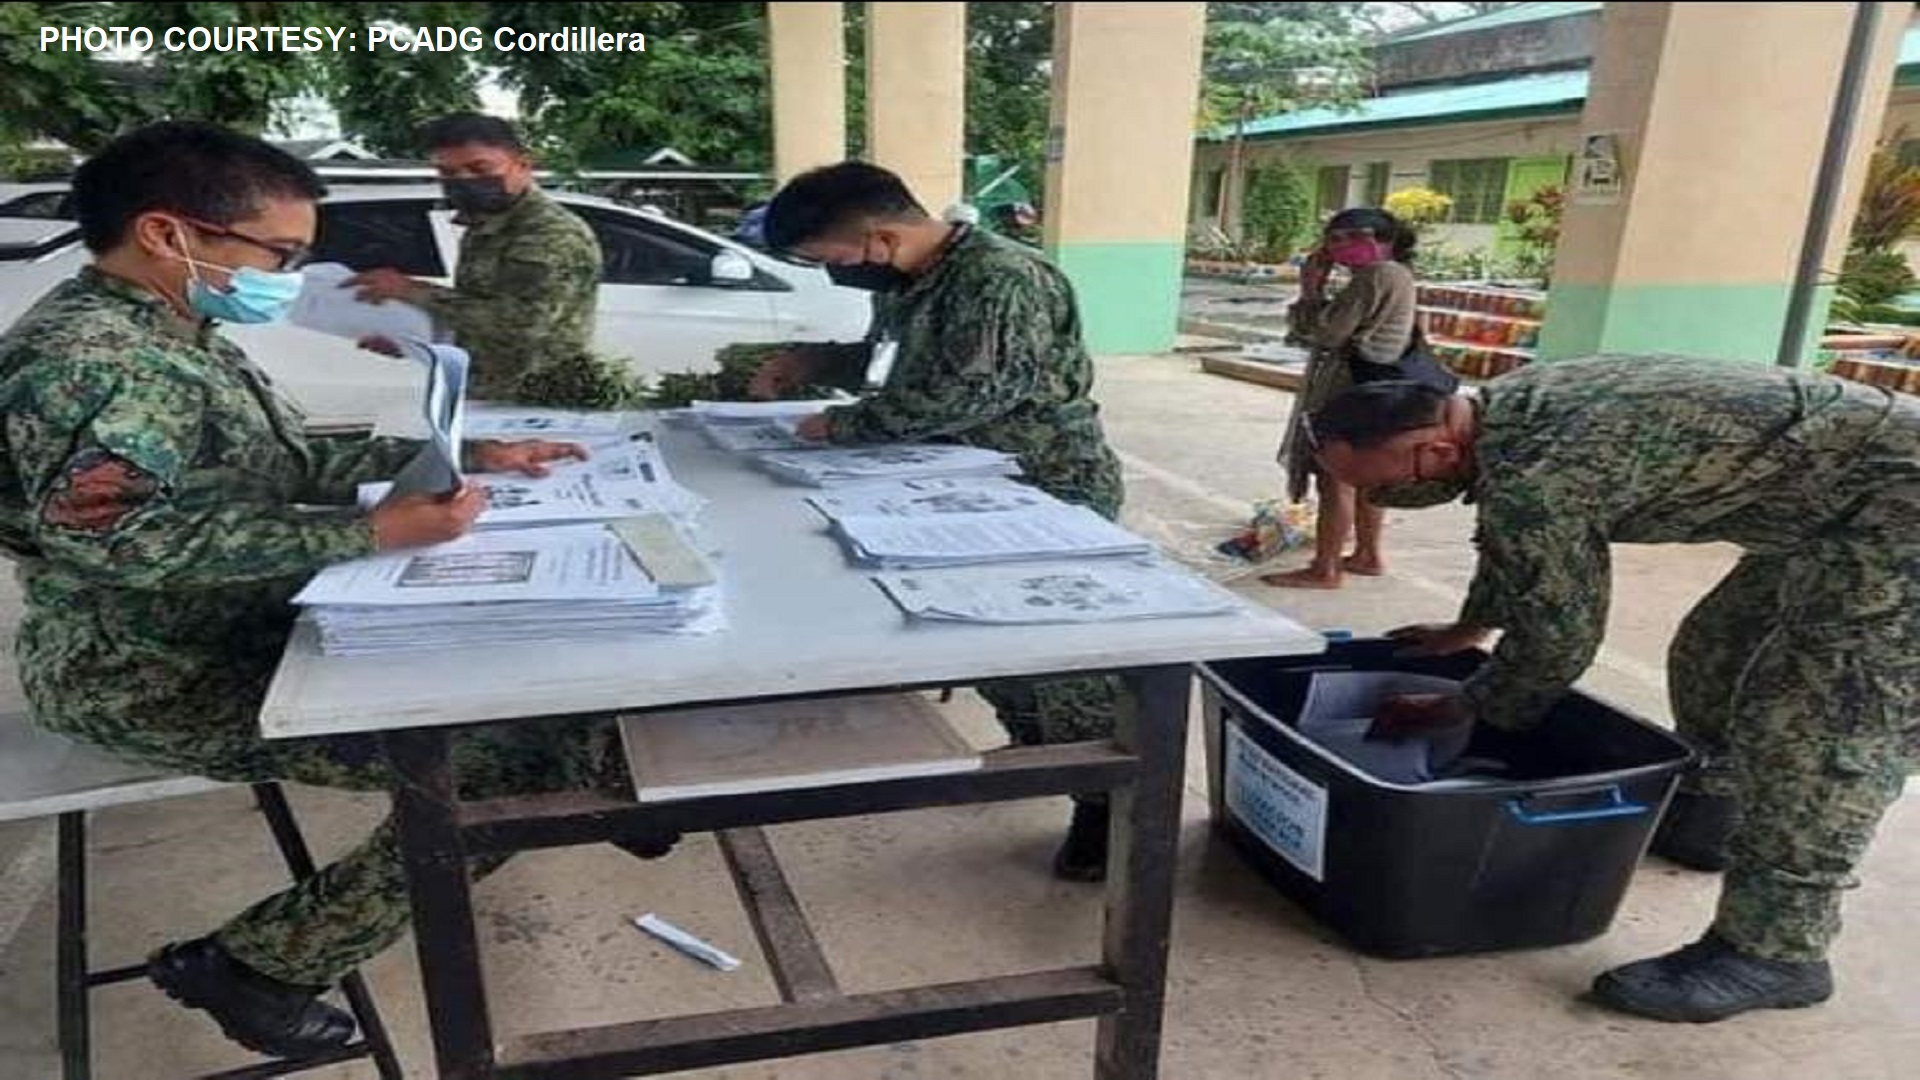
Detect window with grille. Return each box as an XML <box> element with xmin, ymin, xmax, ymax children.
<box><xmin>1429</xmin><ymin>158</ymin><xmax>1512</xmax><ymax>224</ymax></box>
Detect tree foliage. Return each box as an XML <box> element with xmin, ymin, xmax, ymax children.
<box><xmin>1240</xmin><ymin>164</ymin><xmax>1316</xmax><ymax>261</ymax></box>
<box><xmin>1201</xmin><ymin>2</ymin><xmax>1372</xmax><ymax>133</ymax></box>
<box><xmin>5</xmin><ymin>1</ymin><xmax>1380</xmax><ymax>189</ymax></box>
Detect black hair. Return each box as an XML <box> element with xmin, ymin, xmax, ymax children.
<box><xmin>1309</xmin><ymin>381</ymin><xmax>1451</xmax><ymax>449</ymax></box>
<box><xmin>764</xmin><ymin>161</ymin><xmax>928</xmax><ymax>250</ymax></box>
<box><xmin>1326</xmin><ymin>206</ymin><xmax>1417</xmax><ymax>264</ymax></box>
<box><xmin>71</xmin><ymin>121</ymin><xmax>325</xmax><ymax>254</ymax></box>
<box><xmin>419</xmin><ymin>112</ymin><xmax>528</xmax><ymax>154</ymax></box>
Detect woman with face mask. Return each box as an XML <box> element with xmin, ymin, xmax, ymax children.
<box><xmin>1264</xmin><ymin>207</ymin><xmax>1422</xmax><ymax>590</ymax></box>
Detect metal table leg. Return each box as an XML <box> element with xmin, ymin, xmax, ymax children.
<box><xmin>385</xmin><ymin>728</ymin><xmax>497</xmax><ymax>1080</ymax></box>
<box><xmin>1096</xmin><ymin>665</ymin><xmax>1191</xmax><ymax>1080</ymax></box>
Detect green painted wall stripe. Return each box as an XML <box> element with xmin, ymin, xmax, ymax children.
<box><xmin>1048</xmin><ymin>241</ymin><xmax>1186</xmax><ymax>355</ymax></box>
<box><xmin>1539</xmin><ymin>282</ymin><xmax>1835</xmax><ymax>365</ymax></box>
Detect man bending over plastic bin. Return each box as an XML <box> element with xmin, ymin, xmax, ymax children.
<box><xmin>1303</xmin><ymin>355</ymin><xmax>1918</xmax><ymax>1024</ymax></box>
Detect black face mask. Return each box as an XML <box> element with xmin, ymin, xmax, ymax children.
<box><xmin>825</xmin><ymin>261</ymin><xmax>911</xmax><ymax>292</ymax></box>
<box><xmin>443</xmin><ymin>176</ymin><xmax>519</xmax><ymax>216</ymax></box>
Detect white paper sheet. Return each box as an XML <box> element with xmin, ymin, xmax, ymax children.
<box><xmin>690</xmin><ymin>398</ymin><xmax>846</xmax><ymax>421</ymax></box>
<box><xmin>873</xmin><ymin>562</ymin><xmax>1239</xmax><ymax>624</ymax></box>
<box><xmin>464</xmin><ymin>407</ymin><xmax>639</xmax><ymax>439</ymax></box>
<box><xmin>288</xmin><ymin>262</ymin><xmax>436</xmax><ymax>344</ymax></box>
<box><xmin>1297</xmin><ymin>671</ymin><xmax>1474</xmax><ymax>785</ymax></box>
<box><xmin>757</xmin><ymin>445</ymin><xmax>1022</xmax><ymax>487</ymax></box>
<box><xmin>700</xmin><ymin>418</ymin><xmax>817</xmax><ymax>454</ymax></box>
<box><xmin>295</xmin><ymin>525</ymin><xmax>658</xmax><ymax>607</ymax></box>
<box><xmin>382</xmin><ymin>339</ymin><xmax>469</xmax><ymax>498</ymax></box>
<box><xmin>359</xmin><ymin>437</ymin><xmax>703</xmax><ymax>527</ymax></box>
<box><xmin>806</xmin><ymin>478</ymin><xmax>1050</xmax><ymax>520</ymax></box>
<box><xmin>832</xmin><ymin>505</ymin><xmax>1154</xmax><ymax>568</ymax></box>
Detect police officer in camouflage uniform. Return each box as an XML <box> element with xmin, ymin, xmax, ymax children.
<box><xmin>0</xmin><ymin>121</ymin><xmax>649</xmax><ymax>1059</ymax></box>
<box><xmin>745</xmin><ymin>162</ymin><xmax>1127</xmax><ymax>882</ymax></box>
<box><xmin>347</xmin><ymin>112</ymin><xmax>635</xmax><ymax>408</ymax></box>
<box><xmin>1306</xmin><ymin>355</ymin><xmax>1918</xmax><ymax>1023</ymax></box>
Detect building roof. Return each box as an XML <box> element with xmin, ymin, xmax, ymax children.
<box><xmin>271</xmin><ymin>138</ymin><xmax>377</xmax><ymax>161</ymax></box>
<box><xmin>1222</xmin><ymin>18</ymin><xmax>1920</xmax><ymax>142</ymax></box>
<box><xmin>1385</xmin><ymin>2</ymin><xmax>1600</xmax><ymax>45</ymax></box>
<box><xmin>1221</xmin><ymin>69</ymin><xmax>1590</xmax><ymax>141</ymax></box>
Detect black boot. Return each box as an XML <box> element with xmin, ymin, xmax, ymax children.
<box><xmin>1650</xmin><ymin>791</ymin><xmax>1737</xmax><ymax>871</ymax></box>
<box><xmin>611</xmin><ymin>828</ymin><xmax>682</xmax><ymax>861</ymax></box>
<box><xmin>1589</xmin><ymin>933</ymin><xmax>1833</xmax><ymax>1023</ymax></box>
<box><xmin>149</xmin><ymin>938</ymin><xmax>356</xmax><ymax>1058</ymax></box>
<box><xmin>1053</xmin><ymin>801</ymin><xmax>1109</xmax><ymax>883</ymax></box>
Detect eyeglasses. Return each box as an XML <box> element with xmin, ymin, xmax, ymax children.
<box><xmin>178</xmin><ymin>216</ymin><xmax>311</xmax><ymax>271</ymax></box>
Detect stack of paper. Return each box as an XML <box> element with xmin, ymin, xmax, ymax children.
<box><xmin>689</xmin><ymin>399</ymin><xmax>844</xmax><ymax>421</ymax></box>
<box><xmin>294</xmin><ymin>524</ymin><xmax>721</xmax><ymax>655</ymax></box>
<box><xmin>383</xmin><ymin>339</ymin><xmax>470</xmax><ymax>499</ymax></box>
<box><xmin>621</xmin><ymin>693</ymin><xmax>979</xmax><ymax>802</ymax></box>
<box><xmin>830</xmin><ymin>504</ymin><xmax>1153</xmax><ymax>568</ymax></box>
<box><xmin>757</xmin><ymin>445</ymin><xmax>1022</xmax><ymax>487</ymax></box>
<box><xmin>699</xmin><ymin>418</ymin><xmax>817</xmax><ymax>454</ymax></box>
<box><xmin>1296</xmin><ymin>672</ymin><xmax>1486</xmax><ymax>786</ymax></box>
<box><xmin>806</xmin><ymin>477</ymin><xmax>1052</xmax><ymax>520</ymax></box>
<box><xmin>465</xmin><ymin>407</ymin><xmax>640</xmax><ymax>440</ymax></box>
<box><xmin>873</xmin><ymin>562</ymin><xmax>1240</xmax><ymax>624</ymax></box>
<box><xmin>358</xmin><ymin>434</ymin><xmax>705</xmax><ymax>527</ymax></box>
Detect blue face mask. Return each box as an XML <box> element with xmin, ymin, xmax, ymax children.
<box><xmin>174</xmin><ymin>230</ymin><xmax>304</xmax><ymax>324</ymax></box>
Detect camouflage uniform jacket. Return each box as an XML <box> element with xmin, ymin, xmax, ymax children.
<box><xmin>418</xmin><ymin>187</ymin><xmax>603</xmax><ymax>402</ymax></box>
<box><xmin>0</xmin><ymin>268</ymin><xmax>418</xmax><ymax>737</ymax></box>
<box><xmin>1457</xmin><ymin>354</ymin><xmax>1919</xmax><ymax>729</ymax></box>
<box><xmin>819</xmin><ymin>227</ymin><xmax>1124</xmax><ymax>516</ymax></box>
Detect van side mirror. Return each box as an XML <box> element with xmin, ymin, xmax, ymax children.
<box><xmin>710</xmin><ymin>251</ymin><xmax>754</xmax><ymax>284</ymax></box>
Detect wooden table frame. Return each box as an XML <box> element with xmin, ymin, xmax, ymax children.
<box><xmin>384</xmin><ymin>664</ymin><xmax>1192</xmax><ymax>1080</ymax></box>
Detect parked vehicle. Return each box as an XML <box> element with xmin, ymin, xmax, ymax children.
<box><xmin>0</xmin><ymin>185</ymin><xmax>871</xmax><ymax>420</ymax></box>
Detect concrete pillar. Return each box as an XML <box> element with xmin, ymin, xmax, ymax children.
<box><xmin>768</xmin><ymin>2</ymin><xmax>846</xmax><ymax>183</ymax></box>
<box><xmin>1045</xmin><ymin>2</ymin><xmax>1208</xmax><ymax>354</ymax></box>
<box><xmin>1540</xmin><ymin>1</ymin><xmax>1909</xmax><ymax>363</ymax></box>
<box><xmin>865</xmin><ymin>2</ymin><xmax>966</xmax><ymax>209</ymax></box>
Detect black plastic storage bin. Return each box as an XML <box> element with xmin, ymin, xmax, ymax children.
<box><xmin>1199</xmin><ymin>638</ymin><xmax>1696</xmax><ymax>959</ymax></box>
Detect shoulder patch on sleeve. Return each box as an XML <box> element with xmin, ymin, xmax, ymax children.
<box><xmin>41</xmin><ymin>449</ymin><xmax>163</xmax><ymax>534</ymax></box>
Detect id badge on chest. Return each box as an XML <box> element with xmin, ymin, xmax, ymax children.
<box><xmin>865</xmin><ymin>338</ymin><xmax>900</xmax><ymax>389</ymax></box>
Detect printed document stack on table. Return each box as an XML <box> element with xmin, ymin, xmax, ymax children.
<box><xmin>293</xmin><ymin>523</ymin><xmax>722</xmax><ymax>656</ymax></box>
<box><xmin>757</xmin><ymin>445</ymin><xmax>1024</xmax><ymax>487</ymax></box>
<box><xmin>802</xmin><ymin>477</ymin><xmax>1243</xmax><ymax>626</ymax></box>
<box><xmin>681</xmin><ymin>398</ymin><xmax>845</xmax><ymax>455</ymax></box>
<box><xmin>302</xmin><ymin>400</ymin><xmax>722</xmax><ymax>656</ymax></box>
<box><xmin>355</xmin><ymin>433</ymin><xmax>706</xmax><ymax>528</ymax></box>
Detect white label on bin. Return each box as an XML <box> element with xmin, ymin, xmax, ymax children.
<box><xmin>1224</xmin><ymin>723</ymin><xmax>1327</xmax><ymax>882</ymax></box>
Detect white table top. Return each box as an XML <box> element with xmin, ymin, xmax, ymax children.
<box><xmin>259</xmin><ymin>418</ymin><xmax>1325</xmax><ymax>739</ymax></box>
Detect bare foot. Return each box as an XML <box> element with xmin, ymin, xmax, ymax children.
<box><xmin>1343</xmin><ymin>555</ymin><xmax>1386</xmax><ymax>576</ymax></box>
<box><xmin>1261</xmin><ymin>567</ymin><xmax>1346</xmax><ymax>590</ymax></box>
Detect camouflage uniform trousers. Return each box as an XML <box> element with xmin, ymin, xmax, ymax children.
<box><xmin>1668</xmin><ymin>531</ymin><xmax>1919</xmax><ymax>962</ymax></box>
<box><xmin>976</xmin><ymin>445</ymin><xmax>1132</xmax><ymax>801</ymax></box>
<box><xmin>32</xmin><ymin>669</ymin><xmax>625</xmax><ymax>987</ymax></box>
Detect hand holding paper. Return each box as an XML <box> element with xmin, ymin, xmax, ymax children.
<box><xmin>369</xmin><ymin>484</ymin><xmax>488</xmax><ymax>551</ymax></box>
<box><xmin>344</xmin><ymin>267</ymin><xmax>428</xmax><ymax>305</ymax></box>
<box><xmin>1368</xmin><ymin>692</ymin><xmax>1472</xmax><ymax>742</ymax></box>
<box><xmin>792</xmin><ymin>413</ymin><xmax>831</xmax><ymax>441</ymax></box>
